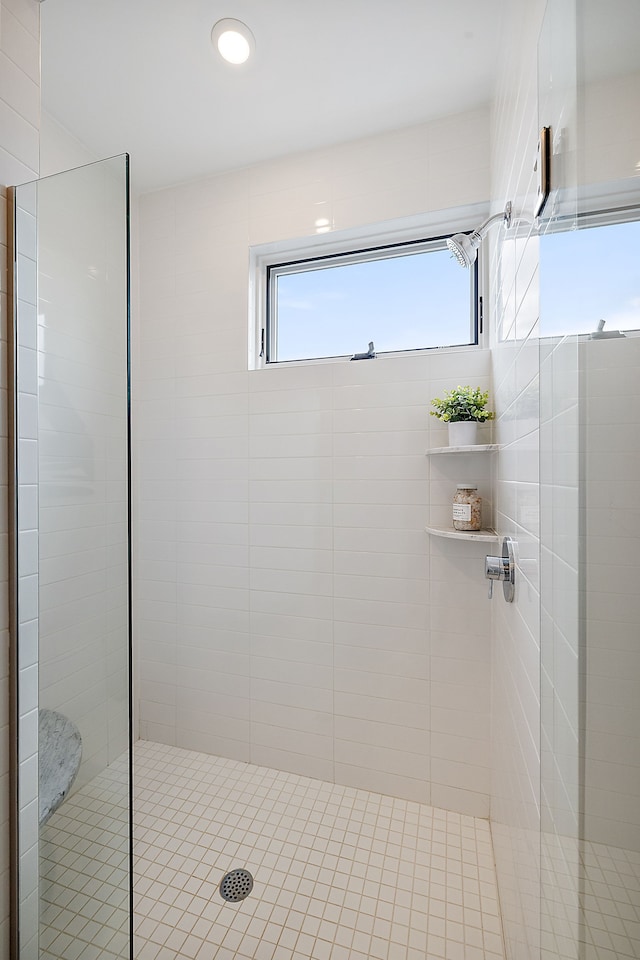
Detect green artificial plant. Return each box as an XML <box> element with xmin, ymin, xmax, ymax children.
<box><xmin>430</xmin><ymin>385</ymin><xmax>494</xmax><ymax>423</ymax></box>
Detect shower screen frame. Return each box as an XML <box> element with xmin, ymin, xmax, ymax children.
<box><xmin>8</xmin><ymin>154</ymin><xmax>133</xmax><ymax>960</ymax></box>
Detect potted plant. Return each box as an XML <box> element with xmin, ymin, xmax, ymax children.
<box><xmin>430</xmin><ymin>385</ymin><xmax>494</xmax><ymax>446</ymax></box>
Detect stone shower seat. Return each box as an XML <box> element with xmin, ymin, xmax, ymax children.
<box><xmin>38</xmin><ymin>708</ymin><xmax>82</xmax><ymax>826</ymax></box>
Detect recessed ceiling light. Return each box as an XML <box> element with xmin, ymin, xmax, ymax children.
<box><xmin>211</xmin><ymin>19</ymin><xmax>255</xmax><ymax>65</ymax></box>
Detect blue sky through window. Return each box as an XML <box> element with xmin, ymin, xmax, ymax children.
<box><xmin>540</xmin><ymin>219</ymin><xmax>640</xmax><ymax>337</ymax></box>
<box><xmin>270</xmin><ymin>217</ymin><xmax>640</xmax><ymax>360</ymax></box>
<box><xmin>273</xmin><ymin>246</ymin><xmax>473</xmax><ymax>362</ymax></box>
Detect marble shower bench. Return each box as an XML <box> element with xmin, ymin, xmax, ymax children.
<box><xmin>39</xmin><ymin>708</ymin><xmax>82</xmax><ymax>826</ymax></box>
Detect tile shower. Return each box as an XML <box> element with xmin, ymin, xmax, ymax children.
<box><xmin>131</xmin><ymin>107</ymin><xmax>504</xmax><ymax>960</ymax></box>
<box><xmin>135</xmin><ymin>107</ymin><xmax>495</xmax><ymax>817</ymax></box>
<box><xmin>4</xmin><ymin>0</ymin><xmax>640</xmax><ymax>957</ymax></box>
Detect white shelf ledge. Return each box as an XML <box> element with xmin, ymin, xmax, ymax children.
<box><xmin>426</xmin><ymin>444</ymin><xmax>500</xmax><ymax>455</ymax></box>
<box><xmin>425</xmin><ymin>524</ymin><xmax>499</xmax><ymax>543</ymax></box>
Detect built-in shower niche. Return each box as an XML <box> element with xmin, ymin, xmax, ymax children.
<box><xmin>10</xmin><ymin>155</ymin><xmax>132</xmax><ymax>960</ymax></box>
<box><xmin>425</xmin><ymin>443</ymin><xmax>499</xmax><ymax>541</ymax></box>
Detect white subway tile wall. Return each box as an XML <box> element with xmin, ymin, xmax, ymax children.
<box><xmin>15</xmin><ymin>180</ymin><xmax>40</xmax><ymax>957</ymax></box>
<box><xmin>0</xmin><ymin>0</ymin><xmax>40</xmax><ymax>952</ymax></box>
<box><xmin>488</xmin><ymin>2</ymin><xmax>546</xmax><ymax>960</ymax></box>
<box><xmin>583</xmin><ymin>337</ymin><xmax>640</xmax><ymax>852</ymax></box>
<box><xmin>136</xmin><ymin>108</ymin><xmax>494</xmax><ymax>819</ymax></box>
<box><xmin>539</xmin><ymin>334</ymin><xmax>581</xmax><ymax>960</ymax></box>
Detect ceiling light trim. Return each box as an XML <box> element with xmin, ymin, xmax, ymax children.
<box><xmin>211</xmin><ymin>18</ymin><xmax>255</xmax><ymax>65</ymax></box>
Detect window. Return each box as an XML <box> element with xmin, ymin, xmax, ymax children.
<box><xmin>262</xmin><ymin>234</ymin><xmax>478</xmax><ymax>364</ymax></box>
<box><xmin>540</xmin><ymin>213</ymin><xmax>640</xmax><ymax>338</ymax></box>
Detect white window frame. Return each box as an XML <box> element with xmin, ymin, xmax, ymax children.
<box><xmin>248</xmin><ymin>206</ymin><xmax>491</xmax><ymax>369</ymax></box>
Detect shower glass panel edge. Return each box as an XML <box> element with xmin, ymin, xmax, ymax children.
<box><xmin>9</xmin><ymin>154</ymin><xmax>132</xmax><ymax>960</ymax></box>
<box><xmin>8</xmin><ymin>182</ymin><xmax>21</xmax><ymax>960</ymax></box>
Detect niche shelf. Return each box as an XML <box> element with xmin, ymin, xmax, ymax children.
<box><xmin>424</xmin><ymin>523</ymin><xmax>499</xmax><ymax>543</ymax></box>
<box><xmin>425</xmin><ymin>443</ymin><xmax>499</xmax><ymax>542</ymax></box>
<box><xmin>426</xmin><ymin>443</ymin><xmax>500</xmax><ymax>455</ymax></box>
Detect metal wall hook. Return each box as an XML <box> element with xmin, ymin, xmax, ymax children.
<box><xmin>485</xmin><ymin>536</ymin><xmax>516</xmax><ymax>602</ymax></box>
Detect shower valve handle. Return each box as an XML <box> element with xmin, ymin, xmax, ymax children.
<box><xmin>485</xmin><ymin>556</ymin><xmax>510</xmax><ymax>599</ymax></box>
<box><xmin>485</xmin><ymin>537</ymin><xmax>516</xmax><ymax>602</ymax></box>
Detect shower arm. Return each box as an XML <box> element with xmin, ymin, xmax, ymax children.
<box><xmin>475</xmin><ymin>201</ymin><xmax>534</xmax><ymax>239</ymax></box>
<box><xmin>472</xmin><ymin>202</ymin><xmax>513</xmax><ymax>243</ymax></box>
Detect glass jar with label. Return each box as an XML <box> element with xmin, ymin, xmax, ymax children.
<box><xmin>452</xmin><ymin>484</ymin><xmax>482</xmax><ymax>531</ymax></box>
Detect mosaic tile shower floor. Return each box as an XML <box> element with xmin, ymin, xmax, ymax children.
<box><xmin>40</xmin><ymin>753</ymin><xmax>130</xmax><ymax>959</ymax></box>
<box><xmin>133</xmin><ymin>741</ymin><xmax>505</xmax><ymax>960</ymax></box>
<box><xmin>38</xmin><ymin>740</ymin><xmax>640</xmax><ymax>959</ymax></box>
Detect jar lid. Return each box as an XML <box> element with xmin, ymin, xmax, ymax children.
<box><xmin>456</xmin><ymin>483</ymin><xmax>477</xmax><ymax>489</ymax></box>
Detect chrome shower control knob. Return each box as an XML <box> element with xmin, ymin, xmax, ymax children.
<box><xmin>485</xmin><ymin>555</ymin><xmax>510</xmax><ymax>581</ymax></box>
<box><xmin>485</xmin><ymin>537</ymin><xmax>516</xmax><ymax>602</ymax></box>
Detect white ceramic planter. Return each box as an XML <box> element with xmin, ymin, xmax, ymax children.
<box><xmin>447</xmin><ymin>421</ymin><xmax>478</xmax><ymax>446</ymax></box>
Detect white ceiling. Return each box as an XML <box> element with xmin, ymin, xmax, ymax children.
<box><xmin>41</xmin><ymin>0</ymin><xmax>507</xmax><ymax>194</ymax></box>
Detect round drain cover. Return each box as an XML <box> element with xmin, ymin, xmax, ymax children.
<box><xmin>219</xmin><ymin>868</ymin><xmax>254</xmax><ymax>902</ymax></box>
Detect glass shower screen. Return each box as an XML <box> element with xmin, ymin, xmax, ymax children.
<box><xmin>10</xmin><ymin>155</ymin><xmax>131</xmax><ymax>959</ymax></box>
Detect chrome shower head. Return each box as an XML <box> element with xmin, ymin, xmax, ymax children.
<box><xmin>447</xmin><ymin>230</ymin><xmax>482</xmax><ymax>268</ymax></box>
<box><xmin>447</xmin><ymin>202</ymin><xmax>514</xmax><ymax>268</ymax></box>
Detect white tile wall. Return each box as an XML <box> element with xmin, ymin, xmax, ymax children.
<box><xmin>136</xmin><ymin>109</ymin><xmax>494</xmax><ymax>818</ymax></box>
<box><xmin>14</xmin><ymin>179</ymin><xmax>40</xmax><ymax>958</ymax></box>
<box><xmin>489</xmin><ymin>5</ymin><xmax>640</xmax><ymax>960</ymax></box>
<box><xmin>583</xmin><ymin>337</ymin><xmax>640</xmax><ymax>852</ymax></box>
<box><xmin>538</xmin><ymin>5</ymin><xmax>640</xmax><ymax>960</ymax></box>
<box><xmin>0</xmin><ymin>1</ymin><xmax>40</xmax><ymax>954</ymax></box>
<box><xmin>539</xmin><ymin>334</ymin><xmax>581</xmax><ymax>960</ymax></box>
<box><xmin>490</xmin><ymin>6</ymin><xmax>640</xmax><ymax>960</ymax></box>
<box><xmin>488</xmin><ymin>3</ymin><xmax>547</xmax><ymax>960</ymax></box>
